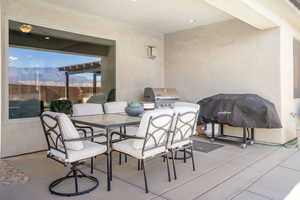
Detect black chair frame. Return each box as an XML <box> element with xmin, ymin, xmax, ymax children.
<box><xmin>168</xmin><ymin>111</ymin><xmax>199</xmax><ymax>180</ymax></box>
<box><xmin>40</xmin><ymin>113</ymin><xmax>109</xmax><ymax>196</ymax></box>
<box><xmin>111</xmin><ymin>113</ymin><xmax>174</xmax><ymax>193</ymax></box>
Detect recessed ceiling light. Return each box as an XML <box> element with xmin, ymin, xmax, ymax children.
<box><xmin>19</xmin><ymin>24</ymin><xmax>32</xmax><ymax>33</ymax></box>
<box><xmin>189</xmin><ymin>19</ymin><xmax>196</xmax><ymax>23</ymax></box>
<box><xmin>131</xmin><ymin>0</ymin><xmax>137</xmax><ymax>2</ymax></box>
<box><xmin>45</xmin><ymin>36</ymin><xmax>50</xmax><ymax>40</ymax></box>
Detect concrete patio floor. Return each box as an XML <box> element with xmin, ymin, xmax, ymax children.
<box><xmin>1</xmin><ymin>137</ymin><xmax>300</xmax><ymax>200</ymax></box>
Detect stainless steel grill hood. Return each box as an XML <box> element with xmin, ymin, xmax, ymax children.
<box><xmin>144</xmin><ymin>87</ymin><xmax>179</xmax><ymax>107</ymax></box>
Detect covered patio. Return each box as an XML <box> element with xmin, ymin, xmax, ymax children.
<box><xmin>2</xmin><ymin>0</ymin><xmax>300</xmax><ymax>200</ymax></box>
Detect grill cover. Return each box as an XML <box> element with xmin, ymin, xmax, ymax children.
<box><xmin>197</xmin><ymin>94</ymin><xmax>282</xmax><ymax>128</ymax></box>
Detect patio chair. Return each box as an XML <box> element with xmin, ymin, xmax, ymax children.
<box><xmin>72</xmin><ymin>103</ymin><xmax>104</xmax><ymax>116</ymax></box>
<box><xmin>72</xmin><ymin>103</ymin><xmax>121</xmax><ymax>171</ymax></box>
<box><xmin>104</xmin><ymin>101</ymin><xmax>137</xmax><ymax>164</ymax></box>
<box><xmin>104</xmin><ymin>101</ymin><xmax>127</xmax><ymax>114</ymax></box>
<box><xmin>111</xmin><ymin>109</ymin><xmax>175</xmax><ymax>193</ymax></box>
<box><xmin>171</xmin><ymin>102</ymin><xmax>200</xmax><ymax>158</ymax></box>
<box><xmin>168</xmin><ymin>106</ymin><xmax>199</xmax><ymax>180</ymax></box>
<box><xmin>40</xmin><ymin>111</ymin><xmax>108</xmax><ymax>196</ymax></box>
<box><xmin>72</xmin><ymin>103</ymin><xmax>105</xmax><ymax>137</ymax></box>
<box><xmin>103</xmin><ymin>101</ymin><xmax>138</xmax><ymax>136</ymax></box>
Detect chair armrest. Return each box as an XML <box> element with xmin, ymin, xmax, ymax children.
<box><xmin>111</xmin><ymin>131</ymin><xmax>144</xmax><ymax>140</ymax></box>
<box><xmin>64</xmin><ymin>133</ymin><xmax>107</xmax><ymax>142</ymax></box>
<box><xmin>76</xmin><ymin>128</ymin><xmax>88</xmax><ymax>137</ymax></box>
<box><xmin>74</xmin><ymin>124</ymin><xmax>94</xmax><ymax>136</ymax></box>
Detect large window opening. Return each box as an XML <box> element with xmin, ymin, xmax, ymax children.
<box><xmin>8</xmin><ymin>20</ymin><xmax>116</xmax><ymax>119</ymax></box>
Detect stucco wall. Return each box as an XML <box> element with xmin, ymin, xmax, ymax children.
<box><xmin>165</xmin><ymin>19</ymin><xmax>290</xmax><ymax>144</ymax></box>
<box><xmin>0</xmin><ymin>0</ymin><xmax>4</xmax><ymax>157</ymax></box>
<box><xmin>294</xmin><ymin>39</ymin><xmax>300</xmax><ymax>98</ymax></box>
<box><xmin>1</xmin><ymin>0</ymin><xmax>164</xmax><ymax>157</ymax></box>
<box><xmin>280</xmin><ymin>26</ymin><xmax>296</xmax><ymax>143</ymax></box>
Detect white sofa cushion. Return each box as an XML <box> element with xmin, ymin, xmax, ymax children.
<box><xmin>42</xmin><ymin>111</ymin><xmax>84</xmax><ymax>151</ymax></box>
<box><xmin>133</xmin><ymin>108</ymin><xmax>174</xmax><ymax>150</ymax></box>
<box><xmin>72</xmin><ymin>103</ymin><xmax>104</xmax><ymax>116</ymax></box>
<box><xmin>49</xmin><ymin>141</ymin><xmax>107</xmax><ymax>163</ymax></box>
<box><xmin>113</xmin><ymin>139</ymin><xmax>166</xmax><ymax>159</ymax></box>
<box><xmin>104</xmin><ymin>101</ymin><xmax>127</xmax><ymax>114</ymax></box>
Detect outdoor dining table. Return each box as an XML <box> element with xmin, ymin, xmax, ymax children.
<box><xmin>71</xmin><ymin>113</ymin><xmax>141</xmax><ymax>191</ymax></box>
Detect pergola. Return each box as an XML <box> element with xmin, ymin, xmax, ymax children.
<box><xmin>57</xmin><ymin>61</ymin><xmax>101</xmax><ymax>99</ymax></box>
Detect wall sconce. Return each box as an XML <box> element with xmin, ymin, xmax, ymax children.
<box><xmin>146</xmin><ymin>45</ymin><xmax>157</xmax><ymax>59</ymax></box>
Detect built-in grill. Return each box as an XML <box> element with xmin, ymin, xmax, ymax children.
<box><xmin>144</xmin><ymin>87</ymin><xmax>179</xmax><ymax>107</ymax></box>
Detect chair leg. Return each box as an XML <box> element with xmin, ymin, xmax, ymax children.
<box><xmin>171</xmin><ymin>150</ymin><xmax>177</xmax><ymax>180</ymax></box>
<box><xmin>191</xmin><ymin>146</ymin><xmax>195</xmax><ymax>171</ymax></box>
<box><xmin>119</xmin><ymin>153</ymin><xmax>122</xmax><ymax>165</ymax></box>
<box><xmin>166</xmin><ymin>153</ymin><xmax>171</xmax><ymax>182</ymax></box>
<box><xmin>141</xmin><ymin>160</ymin><xmax>148</xmax><ymax>193</ymax></box>
<box><xmin>118</xmin><ymin>126</ymin><xmax>123</xmax><ymax>166</ymax></box>
<box><xmin>49</xmin><ymin>164</ymin><xmax>99</xmax><ymax>196</ymax></box>
<box><xmin>123</xmin><ymin>126</ymin><xmax>128</xmax><ymax>163</ymax></box>
<box><xmin>106</xmin><ymin>153</ymin><xmax>111</xmax><ymax>191</ymax></box>
<box><xmin>183</xmin><ymin>149</ymin><xmax>186</xmax><ymax>163</ymax></box>
<box><xmin>138</xmin><ymin>159</ymin><xmax>141</xmax><ymax>171</ymax></box>
<box><xmin>74</xmin><ymin>169</ymin><xmax>79</xmax><ymax>193</ymax></box>
<box><xmin>110</xmin><ymin>152</ymin><xmax>113</xmax><ymax>181</ymax></box>
<box><xmin>90</xmin><ymin>157</ymin><xmax>94</xmax><ymax>174</ymax></box>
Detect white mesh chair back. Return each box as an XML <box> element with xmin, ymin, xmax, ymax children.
<box><xmin>72</xmin><ymin>103</ymin><xmax>104</xmax><ymax>116</ymax></box>
<box><xmin>104</xmin><ymin>101</ymin><xmax>127</xmax><ymax>114</ymax></box>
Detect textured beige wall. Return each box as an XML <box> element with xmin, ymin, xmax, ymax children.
<box><xmin>294</xmin><ymin>39</ymin><xmax>300</xmax><ymax>98</ymax></box>
<box><xmin>1</xmin><ymin>0</ymin><xmax>164</xmax><ymax>157</ymax></box>
<box><xmin>101</xmin><ymin>46</ymin><xmax>116</xmax><ymax>96</ymax></box>
<box><xmin>165</xmin><ymin>19</ymin><xmax>289</xmax><ymax>144</ymax></box>
<box><xmin>280</xmin><ymin>26</ymin><xmax>296</xmax><ymax>143</ymax></box>
<box><xmin>0</xmin><ymin>0</ymin><xmax>4</xmax><ymax>156</ymax></box>
<box><xmin>294</xmin><ymin>39</ymin><xmax>300</xmax><ymax>129</ymax></box>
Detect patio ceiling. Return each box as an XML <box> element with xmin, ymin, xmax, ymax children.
<box><xmin>38</xmin><ymin>0</ymin><xmax>300</xmax><ymax>35</ymax></box>
<box><xmin>39</xmin><ymin>0</ymin><xmax>233</xmax><ymax>33</ymax></box>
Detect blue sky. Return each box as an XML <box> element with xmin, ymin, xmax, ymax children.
<box><xmin>9</xmin><ymin>47</ymin><xmax>100</xmax><ymax>69</ymax></box>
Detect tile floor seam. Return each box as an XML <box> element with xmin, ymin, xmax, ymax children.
<box><xmin>78</xmin><ymin>146</ymin><xmax>283</xmax><ymax>200</ymax></box>
<box><xmin>158</xmin><ymin>147</ymin><xmax>280</xmax><ymax>199</ymax></box>
<box><xmin>229</xmin><ymin>190</ymin><xmax>246</xmax><ymax>200</ymax></box>
<box><xmin>243</xmin><ymin>148</ymin><xmax>300</xmax><ymax>195</ymax></box>
<box><xmin>279</xmin><ymin>165</ymin><xmax>300</xmax><ymax>173</ymax></box>
<box><xmin>85</xmin><ymin>163</ymin><xmax>163</xmax><ymax>198</ymax></box>
<box><xmin>150</xmin><ymin>195</ymin><xmax>171</xmax><ymax>200</ymax></box>
<box><xmin>91</xmin><ymin>151</ymin><xmax>245</xmax><ymax>198</ymax></box>
<box><xmin>189</xmin><ymin>147</ymin><xmax>282</xmax><ymax>200</ymax></box>
<box><xmin>245</xmin><ymin>190</ymin><xmax>274</xmax><ymax>200</ymax></box>
<box><xmin>227</xmin><ymin>175</ymin><xmax>275</xmax><ymax>200</ymax></box>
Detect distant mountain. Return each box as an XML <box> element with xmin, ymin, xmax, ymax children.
<box><xmin>9</xmin><ymin>67</ymin><xmax>90</xmax><ymax>84</ymax></box>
